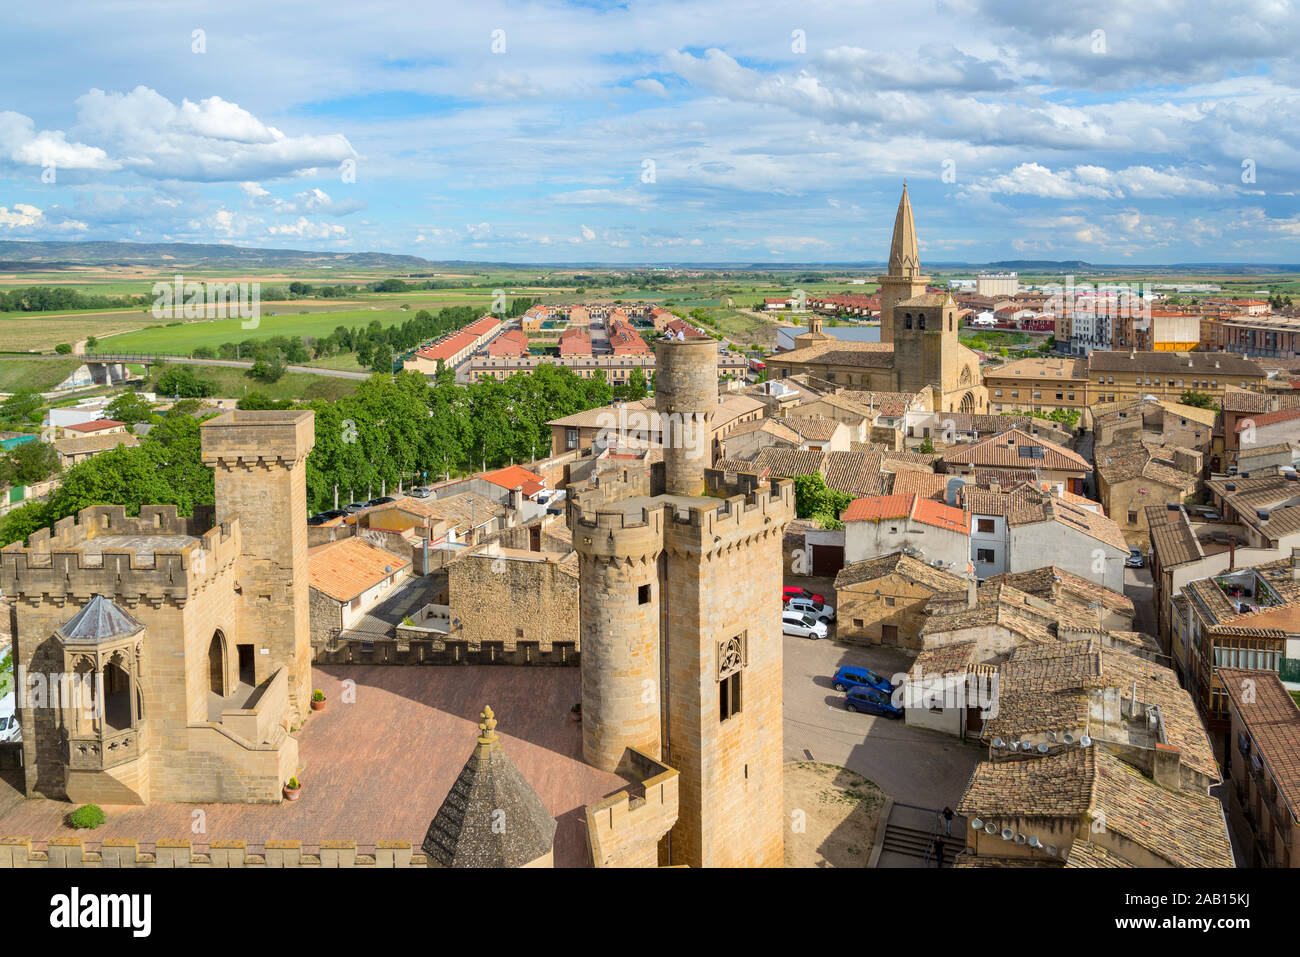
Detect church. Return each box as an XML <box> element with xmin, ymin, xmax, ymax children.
<box><xmin>767</xmin><ymin>185</ymin><xmax>988</xmax><ymax>416</ymax></box>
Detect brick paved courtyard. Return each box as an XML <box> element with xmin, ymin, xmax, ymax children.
<box><xmin>0</xmin><ymin>665</ymin><xmax>625</xmax><ymax>867</ymax></box>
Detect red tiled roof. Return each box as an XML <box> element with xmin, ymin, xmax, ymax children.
<box><xmin>463</xmin><ymin>314</ymin><xmax>501</xmax><ymax>337</ymax></box>
<box><xmin>308</xmin><ymin>537</ymin><xmax>410</xmax><ymax>602</ymax></box>
<box><xmin>1235</xmin><ymin>407</ymin><xmax>1300</xmax><ymax>431</ymax></box>
<box><xmin>63</xmin><ymin>418</ymin><xmax>125</xmax><ymax>432</ymax></box>
<box><xmin>912</xmin><ymin>498</ymin><xmax>969</xmax><ymax>533</ymax></box>
<box><xmin>480</xmin><ymin>465</ymin><xmax>546</xmax><ymax>497</ymax></box>
<box><xmin>843</xmin><ymin>494</ymin><xmax>916</xmax><ymax>523</ymax></box>
<box><xmin>417</xmin><ymin>330</ymin><xmax>477</xmax><ymax>361</ymax></box>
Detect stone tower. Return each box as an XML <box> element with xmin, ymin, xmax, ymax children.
<box><xmin>569</xmin><ymin>339</ymin><xmax>793</xmax><ymax>867</ymax></box>
<box><xmin>200</xmin><ymin>410</ymin><xmax>315</xmax><ymax>719</ymax></box>
<box><xmin>876</xmin><ymin>184</ymin><xmax>930</xmax><ymax>345</ymax></box>
<box><xmin>891</xmin><ymin>292</ymin><xmax>961</xmax><ymax>396</ymax></box>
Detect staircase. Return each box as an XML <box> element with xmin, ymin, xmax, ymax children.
<box><xmin>879</xmin><ymin>803</ymin><xmax>965</xmax><ymax>865</ymax></box>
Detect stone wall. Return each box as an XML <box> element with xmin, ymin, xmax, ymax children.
<box><xmin>313</xmin><ymin>636</ymin><xmax>578</xmax><ymax>667</ymax></box>
<box><xmin>447</xmin><ymin>548</ymin><xmax>578</xmax><ymax>653</ymax></box>
<box><xmin>0</xmin><ymin>838</ymin><xmax>429</xmax><ymax>868</ymax></box>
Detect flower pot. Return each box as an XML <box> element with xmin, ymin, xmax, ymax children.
<box><xmin>311</xmin><ymin>699</ymin><xmax>325</xmax><ymax>712</ymax></box>
<box><xmin>283</xmin><ymin>785</ymin><xmax>301</xmax><ymax>802</ymax></box>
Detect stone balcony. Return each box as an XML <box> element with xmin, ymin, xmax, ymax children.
<box><xmin>64</xmin><ymin>726</ymin><xmax>141</xmax><ymax>772</ymax></box>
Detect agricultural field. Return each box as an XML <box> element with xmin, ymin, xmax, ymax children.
<box><xmin>0</xmin><ymin>356</ymin><xmax>84</xmax><ymax>393</ymax></box>
<box><xmin>146</xmin><ymin>363</ymin><xmax>362</xmax><ymax>403</ymax></box>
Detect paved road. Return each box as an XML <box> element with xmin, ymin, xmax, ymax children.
<box><xmin>1123</xmin><ymin>564</ymin><xmax>1157</xmax><ymax>637</ymax></box>
<box><xmin>782</xmin><ymin>632</ymin><xmax>981</xmax><ymax>810</ymax></box>
<box><xmin>0</xmin><ymin>353</ymin><xmax>373</xmax><ymax>381</ymax></box>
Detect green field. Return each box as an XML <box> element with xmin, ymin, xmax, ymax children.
<box><xmin>0</xmin><ymin>356</ymin><xmax>84</xmax><ymax>392</ymax></box>
<box><xmin>147</xmin><ymin>364</ymin><xmax>362</xmax><ymax>402</ymax></box>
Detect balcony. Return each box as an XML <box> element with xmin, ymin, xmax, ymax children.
<box><xmin>63</xmin><ymin>726</ymin><xmax>140</xmax><ymax>771</ymax></box>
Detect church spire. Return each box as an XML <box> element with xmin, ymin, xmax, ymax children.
<box><xmin>888</xmin><ymin>183</ymin><xmax>921</xmax><ymax>278</ymax></box>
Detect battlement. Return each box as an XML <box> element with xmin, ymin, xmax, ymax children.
<box><xmin>0</xmin><ymin>837</ymin><xmax>427</xmax><ymax>868</ymax></box>
<box><xmin>200</xmin><ymin>409</ymin><xmax>315</xmax><ymax>469</ymax></box>
<box><xmin>1</xmin><ymin>504</ymin><xmax>240</xmax><ymax>601</ymax></box>
<box><xmin>671</xmin><ymin>476</ymin><xmax>794</xmax><ymax>537</ymax></box>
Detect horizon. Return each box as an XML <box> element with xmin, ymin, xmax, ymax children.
<box><xmin>2</xmin><ymin>2</ymin><xmax>1299</xmax><ymax>264</ymax></box>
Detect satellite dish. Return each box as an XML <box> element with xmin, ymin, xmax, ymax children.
<box><xmin>1028</xmin><ymin>836</ymin><xmax>1042</xmax><ymax>849</ymax></box>
<box><xmin>1008</xmin><ymin>740</ymin><xmax>1020</xmax><ymax>751</ymax></box>
<box><xmin>971</xmin><ymin>818</ymin><xmax>984</xmax><ymax>830</ymax></box>
<box><xmin>991</xmin><ymin>737</ymin><xmax>1004</xmax><ymax>748</ymax></box>
<box><xmin>1015</xmin><ymin>833</ymin><xmax>1027</xmax><ymax>845</ymax></box>
<box><xmin>1000</xmin><ymin>827</ymin><xmax>1015</xmax><ymax>841</ymax></box>
<box><xmin>1046</xmin><ymin>845</ymin><xmax>1059</xmax><ymax>857</ymax></box>
<box><xmin>1062</xmin><ymin>733</ymin><xmax>1075</xmax><ymax>745</ymax></box>
<box><xmin>1046</xmin><ymin>731</ymin><xmax>1057</xmax><ymax>742</ymax></box>
<box><xmin>1079</xmin><ymin>735</ymin><xmax>1093</xmax><ymax>748</ymax></box>
<box><xmin>1037</xmin><ymin>742</ymin><xmax>1050</xmax><ymax>754</ymax></box>
<box><xmin>984</xmin><ymin>823</ymin><xmax>997</xmax><ymax>835</ymax></box>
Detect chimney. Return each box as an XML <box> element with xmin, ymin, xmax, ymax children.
<box><xmin>510</xmin><ymin>485</ymin><xmax>525</xmax><ymax>514</ymax></box>
<box><xmin>1292</xmin><ymin>547</ymin><xmax>1300</xmax><ymax>581</ymax></box>
<box><xmin>967</xmin><ymin>578</ymin><xmax>978</xmax><ymax>609</ymax></box>
<box><xmin>1054</xmin><ymin>483</ymin><xmax>1065</xmax><ymax>498</ymax></box>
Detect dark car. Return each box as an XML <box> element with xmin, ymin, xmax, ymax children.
<box><xmin>832</xmin><ymin>666</ymin><xmax>894</xmax><ymax>695</ymax></box>
<box><xmin>843</xmin><ymin>687</ymin><xmax>903</xmax><ymax>718</ymax></box>
<box><xmin>307</xmin><ymin>512</ymin><xmax>329</xmax><ymax>526</ymax></box>
<box><xmin>366</xmin><ymin>496</ymin><xmax>396</xmax><ymax>507</ymax></box>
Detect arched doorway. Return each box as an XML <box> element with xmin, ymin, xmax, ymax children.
<box><xmin>208</xmin><ymin>632</ymin><xmax>226</xmax><ymax>696</ymax></box>
<box><xmin>959</xmin><ymin>391</ymin><xmax>976</xmax><ymax>415</ymax></box>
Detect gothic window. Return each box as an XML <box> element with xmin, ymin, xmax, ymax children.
<box><xmin>718</xmin><ymin>633</ymin><xmax>746</xmax><ymax>722</ymax></box>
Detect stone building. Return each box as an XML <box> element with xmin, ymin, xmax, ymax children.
<box><xmin>766</xmin><ymin>186</ymin><xmax>988</xmax><ymax>416</ymax></box>
<box><xmin>833</xmin><ymin>552</ymin><xmax>967</xmax><ymax>647</ymax></box>
<box><xmin>566</xmin><ymin>334</ymin><xmax>794</xmax><ymax>867</ymax></box>
<box><xmin>445</xmin><ymin>541</ymin><xmax>578</xmax><ymax>656</ymax></box>
<box><xmin>0</xmin><ymin>410</ymin><xmax>315</xmax><ymax>806</ymax></box>
<box><xmin>1095</xmin><ymin>441</ymin><xmax>1200</xmax><ymax>543</ymax></box>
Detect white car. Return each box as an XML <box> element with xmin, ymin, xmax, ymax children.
<box><xmin>788</xmin><ymin>597</ymin><xmax>835</xmax><ymax>622</ymax></box>
<box><xmin>782</xmin><ymin>611</ymin><xmax>828</xmax><ymax>640</ymax></box>
<box><xmin>0</xmin><ymin>693</ymin><xmax>19</xmax><ymax>744</ymax></box>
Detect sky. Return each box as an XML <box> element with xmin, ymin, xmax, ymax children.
<box><xmin>1</xmin><ymin>0</ymin><xmax>1299</xmax><ymax>264</ymax></box>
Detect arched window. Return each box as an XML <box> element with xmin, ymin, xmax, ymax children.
<box><xmin>208</xmin><ymin>632</ymin><xmax>226</xmax><ymax>696</ymax></box>
<box><xmin>905</xmin><ymin>314</ymin><xmax>913</xmax><ymax>329</ymax></box>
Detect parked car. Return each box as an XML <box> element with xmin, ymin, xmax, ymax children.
<box><xmin>0</xmin><ymin>693</ymin><xmax>19</xmax><ymax>743</ymax></box>
<box><xmin>408</xmin><ymin>487</ymin><xmax>432</xmax><ymax>499</ymax></box>
<box><xmin>782</xmin><ymin>611</ymin><xmax>827</xmax><ymax>640</ymax></box>
<box><xmin>832</xmin><ymin>666</ymin><xmax>893</xmax><ymax>695</ymax></box>
<box><xmin>307</xmin><ymin>512</ymin><xmax>329</xmax><ymax>526</ymax></box>
<box><xmin>1125</xmin><ymin>547</ymin><xmax>1145</xmax><ymax>569</ymax></box>
<box><xmin>788</xmin><ymin>597</ymin><xmax>835</xmax><ymax>622</ymax></box>
<box><xmin>366</xmin><ymin>496</ymin><xmax>396</xmax><ymax>507</ymax></box>
<box><xmin>344</xmin><ymin>501</ymin><xmax>369</xmax><ymax>514</ymax></box>
<box><xmin>843</xmin><ymin>687</ymin><xmax>903</xmax><ymax>718</ymax></box>
<box><xmin>783</xmin><ymin>586</ymin><xmax>826</xmax><ymax>605</ymax></box>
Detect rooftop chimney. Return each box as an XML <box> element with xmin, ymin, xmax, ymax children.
<box><xmin>967</xmin><ymin>578</ymin><xmax>978</xmax><ymax>609</ymax></box>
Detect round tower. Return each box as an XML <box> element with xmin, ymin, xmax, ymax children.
<box><xmin>572</xmin><ymin>506</ymin><xmax>665</xmax><ymax>772</ymax></box>
<box><xmin>655</xmin><ymin>336</ymin><xmax>717</xmax><ymax>496</ymax></box>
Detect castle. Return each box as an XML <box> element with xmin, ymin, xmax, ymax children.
<box><xmin>769</xmin><ymin>185</ymin><xmax>989</xmax><ymax>416</ymax></box>
<box><xmin>1</xmin><ymin>411</ymin><xmax>316</xmax><ymax>805</ymax></box>
<box><xmin>566</xmin><ymin>335</ymin><xmax>794</xmax><ymax>866</ymax></box>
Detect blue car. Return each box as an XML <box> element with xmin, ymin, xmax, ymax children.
<box><xmin>844</xmin><ymin>687</ymin><xmax>903</xmax><ymax>718</ymax></box>
<box><xmin>832</xmin><ymin>666</ymin><xmax>894</xmax><ymax>695</ymax></box>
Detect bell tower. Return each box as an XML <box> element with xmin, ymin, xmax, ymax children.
<box><xmin>876</xmin><ymin>183</ymin><xmax>930</xmax><ymax>345</ymax></box>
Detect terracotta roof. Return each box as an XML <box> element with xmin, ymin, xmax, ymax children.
<box><xmin>842</xmin><ymin>494</ymin><xmax>915</xmax><ymax>523</ymax></box>
<box><xmin>983</xmin><ymin>567</ymin><xmax>1135</xmax><ymax>619</ymax></box>
<box><xmin>1064</xmin><ymin>840</ymin><xmax>1135</xmax><ymax>868</ymax></box>
<box><xmin>834</xmin><ymin>551</ymin><xmax>969</xmax><ymax>593</ymax></box>
<box><xmin>1217</xmin><ymin>668</ymin><xmax>1300</xmax><ymax>822</ymax></box>
<box><xmin>958</xmin><ymin>748</ymin><xmax>1233</xmax><ymax>868</ymax></box>
<box><xmin>822</xmin><ymin>450</ymin><xmax>885</xmax><ymax>497</ymax></box>
<box><xmin>63</xmin><ymin>418</ymin><xmax>125</xmax><ymax>433</ymax></box>
<box><xmin>1236</xmin><ymin>407</ymin><xmax>1300</xmax><ymax>430</ymax></box>
<box><xmin>1221</xmin><ymin>387</ymin><xmax>1274</xmax><ymax>414</ymax></box>
<box><xmin>480</xmin><ymin>465</ymin><xmax>546</xmax><ymax>497</ymax></box>
<box><xmin>52</xmin><ymin>432</ymin><xmax>140</xmax><ymax>456</ymax></box>
<box><xmin>942</xmin><ymin>428</ymin><xmax>1090</xmax><ymax>472</ymax></box>
<box><xmin>911</xmin><ymin>641</ymin><xmax>979</xmax><ymax>677</ymax></box>
<box><xmin>1145</xmin><ymin>504</ymin><xmax>1203</xmax><ymax>567</ymax></box>
<box><xmin>780</xmin><ymin>414</ymin><xmax>842</xmax><ymax>442</ymax></box>
<box><xmin>887</xmin><ymin>471</ymin><xmax>952</xmax><ymax>501</ymax></box>
<box><xmin>913</xmin><ymin>497</ymin><xmax>969</xmax><ymax>533</ymax></box>
<box><xmin>309</xmin><ymin>536</ymin><xmax>411</xmax><ymax>602</ymax></box>
<box><xmin>1096</xmin><ymin>441</ymin><xmax>1199</xmax><ymax>492</ymax></box>
<box><xmin>751</xmin><ymin>447</ymin><xmax>826</xmax><ymax>480</ymax></box>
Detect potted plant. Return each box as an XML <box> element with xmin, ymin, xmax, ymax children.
<box><xmin>571</xmin><ymin>702</ymin><xmax>582</xmax><ymax>723</ymax></box>
<box><xmin>283</xmin><ymin>777</ymin><xmax>302</xmax><ymax>802</ymax></box>
<box><xmin>311</xmin><ymin>689</ymin><xmax>326</xmax><ymax>712</ymax></box>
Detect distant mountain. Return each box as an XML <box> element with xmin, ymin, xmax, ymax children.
<box><xmin>984</xmin><ymin>260</ymin><xmax>1094</xmax><ymax>271</ymax></box>
<box><xmin>0</xmin><ymin>240</ymin><xmax>433</xmax><ymax>270</ymax></box>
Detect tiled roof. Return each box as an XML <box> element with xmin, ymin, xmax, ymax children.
<box><xmin>1235</xmin><ymin>407</ymin><xmax>1300</xmax><ymax>430</ymax></box>
<box><xmin>1088</xmin><ymin>349</ymin><xmax>1263</xmax><ymax>378</ymax></box>
<box><xmin>842</xmin><ymin>493</ymin><xmax>915</xmax><ymax>523</ymax></box>
<box><xmin>823</xmin><ymin>450</ymin><xmax>885</xmax><ymax>497</ymax></box>
<box><xmin>1064</xmin><ymin>840</ymin><xmax>1135</xmax><ymax>868</ymax></box>
<box><xmin>1096</xmin><ymin>441</ymin><xmax>1199</xmax><ymax>491</ymax></box>
<box><xmin>958</xmin><ymin>749</ymin><xmax>1233</xmax><ymax>868</ymax></box>
<box><xmin>1217</xmin><ymin>668</ymin><xmax>1300</xmax><ymax>822</ymax></box>
<box><xmin>308</xmin><ymin>536</ymin><xmax>411</xmax><ymax>602</ymax></box>
<box><xmin>52</xmin><ymin>432</ymin><xmax>141</xmax><ymax>455</ymax></box>
<box><xmin>751</xmin><ymin>446</ymin><xmax>827</xmax><ymax>480</ymax></box>
<box><xmin>911</xmin><ymin>641</ymin><xmax>979</xmax><ymax>677</ymax></box>
<box><xmin>942</xmin><ymin>428</ymin><xmax>1090</xmax><ymax>472</ymax></box>
<box><xmin>834</xmin><ymin>551</ymin><xmax>969</xmax><ymax>593</ymax></box>
<box><xmin>778</xmin><ymin>340</ymin><xmax>898</xmax><ymax>369</ymax></box>
<box><xmin>1146</xmin><ymin>504</ymin><xmax>1203</xmax><ymax>567</ymax></box>
<box><xmin>63</xmin><ymin>418</ymin><xmax>125</xmax><ymax>433</ymax></box>
<box><xmin>887</xmin><ymin>471</ymin><xmax>952</xmax><ymax>501</ymax></box>
<box><xmin>913</xmin><ymin>497</ymin><xmax>969</xmax><ymax>533</ymax></box>
<box><xmin>480</xmin><ymin>465</ymin><xmax>546</xmax><ymax>497</ymax></box>
<box><xmin>983</xmin><ymin>567</ymin><xmax>1135</xmax><ymax>618</ymax></box>
<box><xmin>780</xmin><ymin>414</ymin><xmax>842</xmax><ymax>442</ymax></box>
<box><xmin>1221</xmin><ymin>386</ymin><xmax>1277</xmax><ymax>413</ymax></box>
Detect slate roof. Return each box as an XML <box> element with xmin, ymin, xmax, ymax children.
<box><xmin>1087</xmin><ymin>349</ymin><xmax>1263</xmax><ymax>378</ymax></box>
<box><xmin>57</xmin><ymin>595</ymin><xmax>143</xmax><ymax>644</ymax></box>
<box><xmin>422</xmin><ymin>706</ymin><xmax>557</xmax><ymax>868</ymax></box>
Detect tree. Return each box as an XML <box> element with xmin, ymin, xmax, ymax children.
<box><xmin>54</xmin><ymin>343</ymin><xmax>72</xmax><ymax>354</ymax></box>
<box><xmin>918</xmin><ymin>436</ymin><xmax>936</xmax><ymax>454</ymax></box>
<box><xmin>105</xmin><ymin>392</ymin><xmax>155</xmax><ymax>424</ymax></box>
<box><xmin>792</xmin><ymin>473</ymin><xmax>851</xmax><ymax>527</ymax></box>
<box><xmin>247</xmin><ymin>357</ymin><xmax>286</xmax><ymax>383</ymax></box>
<box><xmin>156</xmin><ymin>366</ymin><xmax>214</xmax><ymax>398</ymax></box>
<box><xmin>0</xmin><ymin>391</ymin><xmax>43</xmax><ymax>427</ymax></box>
<box><xmin>1180</xmin><ymin>390</ymin><xmax>1219</xmax><ymax>412</ymax></box>
<box><xmin>625</xmin><ymin>367</ymin><xmax>649</xmax><ymax>401</ymax></box>
<box><xmin>0</xmin><ymin>440</ymin><xmax>59</xmax><ymax>486</ymax></box>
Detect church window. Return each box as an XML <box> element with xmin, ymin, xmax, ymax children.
<box><xmin>718</xmin><ymin>634</ymin><xmax>745</xmax><ymax>722</ymax></box>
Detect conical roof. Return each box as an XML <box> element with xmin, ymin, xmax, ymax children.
<box><xmin>422</xmin><ymin>706</ymin><xmax>557</xmax><ymax>867</ymax></box>
<box><xmin>56</xmin><ymin>595</ymin><xmax>143</xmax><ymax>644</ymax></box>
<box><xmin>888</xmin><ymin>184</ymin><xmax>921</xmax><ymax>277</ymax></box>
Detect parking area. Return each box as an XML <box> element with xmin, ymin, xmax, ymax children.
<box><xmin>782</xmin><ymin>632</ymin><xmax>981</xmax><ymax>811</ymax></box>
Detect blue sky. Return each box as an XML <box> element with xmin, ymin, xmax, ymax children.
<box><xmin>1</xmin><ymin>0</ymin><xmax>1299</xmax><ymax>264</ymax></box>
